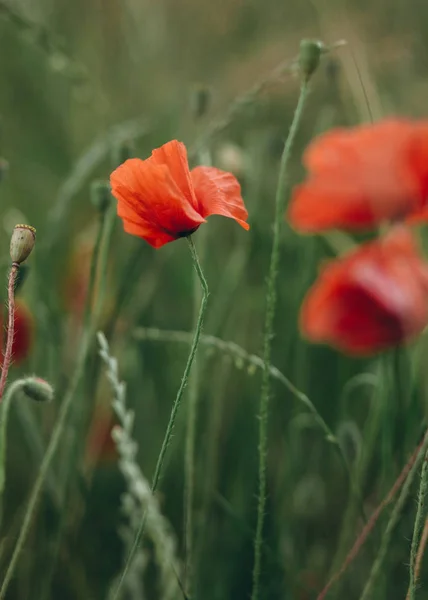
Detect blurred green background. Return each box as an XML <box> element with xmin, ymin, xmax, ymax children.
<box><xmin>1</xmin><ymin>0</ymin><xmax>428</xmax><ymax>599</ymax></box>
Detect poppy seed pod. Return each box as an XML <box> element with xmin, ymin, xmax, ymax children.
<box><xmin>10</xmin><ymin>224</ymin><xmax>36</xmax><ymax>265</ymax></box>
<box><xmin>21</xmin><ymin>377</ymin><xmax>54</xmax><ymax>402</ymax></box>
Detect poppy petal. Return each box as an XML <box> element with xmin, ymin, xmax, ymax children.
<box><xmin>300</xmin><ymin>227</ymin><xmax>428</xmax><ymax>355</ymax></box>
<box><xmin>111</xmin><ymin>159</ymin><xmax>206</xmax><ymax>247</ymax></box>
<box><xmin>150</xmin><ymin>140</ymin><xmax>198</xmax><ymax>208</ymax></box>
<box><xmin>191</xmin><ymin>166</ymin><xmax>250</xmax><ymax>230</ymax></box>
<box><xmin>288</xmin><ymin>119</ymin><xmax>428</xmax><ymax>232</ymax></box>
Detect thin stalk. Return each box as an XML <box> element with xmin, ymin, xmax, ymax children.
<box><xmin>0</xmin><ymin>265</ymin><xmax>19</xmax><ymax>401</ymax></box>
<box><xmin>408</xmin><ymin>447</ymin><xmax>428</xmax><ymax>599</ymax></box>
<box><xmin>406</xmin><ymin>517</ymin><xmax>428</xmax><ymax>600</ymax></box>
<box><xmin>358</xmin><ymin>434</ymin><xmax>428</xmax><ymax>600</ymax></box>
<box><xmin>0</xmin><ymin>208</ymin><xmax>113</xmax><ymax>598</ymax></box>
<box><xmin>184</xmin><ymin>232</ymin><xmax>207</xmax><ymax>596</ymax></box>
<box><xmin>134</xmin><ymin>327</ymin><xmax>345</xmax><ymax>459</ymax></box>
<box><xmin>0</xmin><ymin>380</ymin><xmax>23</xmax><ymax>526</ymax></box>
<box><xmin>251</xmin><ymin>80</ymin><xmax>310</xmax><ymax>600</ymax></box>
<box><xmin>317</xmin><ymin>430</ymin><xmax>428</xmax><ymax>600</ymax></box>
<box><xmin>112</xmin><ymin>235</ymin><xmax>209</xmax><ymax>599</ymax></box>
<box><xmin>184</xmin><ymin>145</ymin><xmax>211</xmax><ymax>596</ymax></box>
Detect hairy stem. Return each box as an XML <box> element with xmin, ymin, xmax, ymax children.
<box><xmin>112</xmin><ymin>235</ymin><xmax>209</xmax><ymax>599</ymax></box>
<box><xmin>358</xmin><ymin>434</ymin><xmax>428</xmax><ymax>600</ymax></box>
<box><xmin>251</xmin><ymin>80</ymin><xmax>309</xmax><ymax>600</ymax></box>
<box><xmin>408</xmin><ymin>447</ymin><xmax>428</xmax><ymax>599</ymax></box>
<box><xmin>317</xmin><ymin>431</ymin><xmax>428</xmax><ymax>600</ymax></box>
<box><xmin>0</xmin><ymin>265</ymin><xmax>19</xmax><ymax>401</ymax></box>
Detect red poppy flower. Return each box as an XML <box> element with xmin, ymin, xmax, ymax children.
<box><xmin>110</xmin><ymin>140</ymin><xmax>249</xmax><ymax>248</ymax></box>
<box><xmin>0</xmin><ymin>300</ymin><xmax>34</xmax><ymax>366</ymax></box>
<box><xmin>287</xmin><ymin>119</ymin><xmax>428</xmax><ymax>232</ymax></box>
<box><xmin>300</xmin><ymin>227</ymin><xmax>428</xmax><ymax>355</ymax></box>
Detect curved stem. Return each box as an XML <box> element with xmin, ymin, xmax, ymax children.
<box><xmin>409</xmin><ymin>447</ymin><xmax>428</xmax><ymax>599</ymax></box>
<box><xmin>0</xmin><ymin>380</ymin><xmax>23</xmax><ymax>526</ymax></box>
<box><xmin>112</xmin><ymin>235</ymin><xmax>209</xmax><ymax>599</ymax></box>
<box><xmin>0</xmin><ymin>209</ymin><xmax>113</xmax><ymax>598</ymax></box>
<box><xmin>251</xmin><ymin>80</ymin><xmax>309</xmax><ymax>600</ymax></box>
<box><xmin>0</xmin><ymin>265</ymin><xmax>19</xmax><ymax>401</ymax></box>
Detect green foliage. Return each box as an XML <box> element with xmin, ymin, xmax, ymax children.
<box><xmin>1</xmin><ymin>1</ymin><xmax>428</xmax><ymax>599</ymax></box>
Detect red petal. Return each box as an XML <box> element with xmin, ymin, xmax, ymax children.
<box><xmin>300</xmin><ymin>227</ymin><xmax>428</xmax><ymax>355</ymax></box>
<box><xmin>191</xmin><ymin>166</ymin><xmax>249</xmax><ymax>230</ymax></box>
<box><xmin>111</xmin><ymin>158</ymin><xmax>205</xmax><ymax>248</ymax></box>
<box><xmin>150</xmin><ymin>140</ymin><xmax>198</xmax><ymax>209</ymax></box>
<box><xmin>288</xmin><ymin>119</ymin><xmax>428</xmax><ymax>232</ymax></box>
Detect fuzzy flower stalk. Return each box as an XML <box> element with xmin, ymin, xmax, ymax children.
<box><xmin>109</xmin><ymin>139</ymin><xmax>249</xmax><ymax>597</ymax></box>
<box><xmin>0</xmin><ymin>225</ymin><xmax>36</xmax><ymax>401</ymax></box>
<box><xmin>98</xmin><ymin>333</ymin><xmax>181</xmax><ymax>600</ymax></box>
<box><xmin>251</xmin><ymin>40</ymin><xmax>323</xmax><ymax>600</ymax></box>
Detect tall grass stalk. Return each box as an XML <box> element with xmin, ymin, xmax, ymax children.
<box><xmin>317</xmin><ymin>430</ymin><xmax>428</xmax><ymax>600</ymax></box>
<box><xmin>112</xmin><ymin>235</ymin><xmax>209</xmax><ymax>600</ymax></box>
<box><xmin>358</xmin><ymin>433</ymin><xmax>428</xmax><ymax>600</ymax></box>
<box><xmin>0</xmin><ymin>204</ymin><xmax>114</xmax><ymax>598</ymax></box>
<box><xmin>251</xmin><ymin>73</ymin><xmax>312</xmax><ymax>600</ymax></box>
<box><xmin>408</xmin><ymin>447</ymin><xmax>428</xmax><ymax>599</ymax></box>
<box><xmin>98</xmin><ymin>333</ymin><xmax>182</xmax><ymax>600</ymax></box>
<box><xmin>184</xmin><ymin>143</ymin><xmax>211</xmax><ymax>595</ymax></box>
<box><xmin>407</xmin><ymin>517</ymin><xmax>428</xmax><ymax>600</ymax></box>
<box><xmin>0</xmin><ymin>380</ymin><xmax>24</xmax><ymax>525</ymax></box>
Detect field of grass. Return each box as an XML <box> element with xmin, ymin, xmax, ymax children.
<box><xmin>1</xmin><ymin>1</ymin><xmax>428</xmax><ymax>599</ymax></box>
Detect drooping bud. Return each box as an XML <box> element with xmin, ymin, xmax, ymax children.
<box><xmin>190</xmin><ymin>84</ymin><xmax>212</xmax><ymax>119</ymax></box>
<box><xmin>21</xmin><ymin>376</ymin><xmax>54</xmax><ymax>402</ymax></box>
<box><xmin>90</xmin><ymin>180</ymin><xmax>111</xmax><ymax>213</ymax></box>
<box><xmin>9</xmin><ymin>224</ymin><xmax>36</xmax><ymax>265</ymax></box>
<box><xmin>299</xmin><ymin>39</ymin><xmax>325</xmax><ymax>82</ymax></box>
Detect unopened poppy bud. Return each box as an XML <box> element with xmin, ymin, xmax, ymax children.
<box><xmin>10</xmin><ymin>224</ymin><xmax>36</xmax><ymax>265</ymax></box>
<box><xmin>91</xmin><ymin>180</ymin><xmax>111</xmax><ymax>213</ymax></box>
<box><xmin>299</xmin><ymin>39</ymin><xmax>325</xmax><ymax>81</ymax></box>
<box><xmin>21</xmin><ymin>376</ymin><xmax>54</xmax><ymax>402</ymax></box>
<box><xmin>190</xmin><ymin>85</ymin><xmax>212</xmax><ymax>119</ymax></box>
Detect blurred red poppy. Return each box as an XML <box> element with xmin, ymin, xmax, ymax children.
<box><xmin>0</xmin><ymin>300</ymin><xmax>34</xmax><ymax>366</ymax></box>
<box><xmin>287</xmin><ymin>119</ymin><xmax>428</xmax><ymax>232</ymax></box>
<box><xmin>110</xmin><ymin>140</ymin><xmax>249</xmax><ymax>248</ymax></box>
<box><xmin>300</xmin><ymin>227</ymin><xmax>428</xmax><ymax>355</ymax></box>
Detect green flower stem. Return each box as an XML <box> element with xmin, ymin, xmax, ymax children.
<box><xmin>112</xmin><ymin>235</ymin><xmax>209</xmax><ymax>600</ymax></box>
<box><xmin>184</xmin><ymin>235</ymin><xmax>207</xmax><ymax>595</ymax></box>
<box><xmin>408</xmin><ymin>447</ymin><xmax>428</xmax><ymax>599</ymax></box>
<box><xmin>0</xmin><ymin>205</ymin><xmax>113</xmax><ymax>599</ymax></box>
<box><xmin>251</xmin><ymin>80</ymin><xmax>310</xmax><ymax>600</ymax></box>
<box><xmin>358</xmin><ymin>433</ymin><xmax>428</xmax><ymax>600</ymax></box>
<box><xmin>0</xmin><ymin>381</ymin><xmax>23</xmax><ymax>527</ymax></box>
